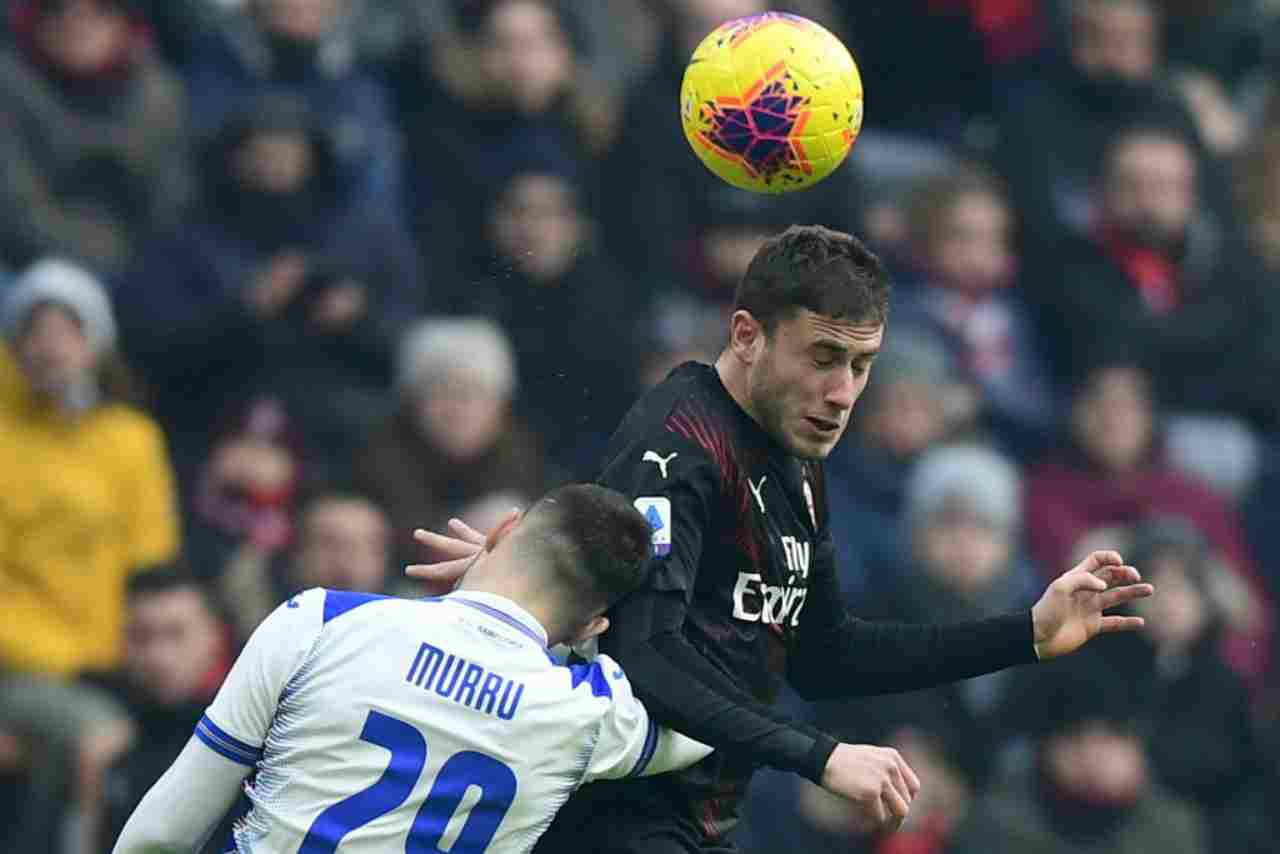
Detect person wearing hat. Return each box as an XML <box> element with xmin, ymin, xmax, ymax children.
<box><xmin>0</xmin><ymin>258</ymin><xmax>179</xmax><ymax>853</ymax></box>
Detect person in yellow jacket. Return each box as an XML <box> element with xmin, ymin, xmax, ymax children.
<box><xmin>0</xmin><ymin>258</ymin><xmax>179</xmax><ymax>854</ymax></box>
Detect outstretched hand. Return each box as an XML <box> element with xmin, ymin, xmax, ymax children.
<box><xmin>406</xmin><ymin>513</ymin><xmax>512</xmax><ymax>595</ymax></box>
<box><xmin>1031</xmin><ymin>550</ymin><xmax>1155</xmax><ymax>660</ymax></box>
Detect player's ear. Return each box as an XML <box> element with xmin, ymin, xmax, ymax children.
<box><xmin>729</xmin><ymin>310</ymin><xmax>765</xmax><ymax>365</ymax></box>
<box><xmin>484</xmin><ymin>510</ymin><xmax>523</xmax><ymax>552</ymax></box>
<box><xmin>571</xmin><ymin>615</ymin><xmax>609</xmax><ymax>645</ymax></box>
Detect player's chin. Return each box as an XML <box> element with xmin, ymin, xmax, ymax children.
<box><xmin>789</xmin><ymin>427</ymin><xmax>841</xmax><ymax>460</ymax></box>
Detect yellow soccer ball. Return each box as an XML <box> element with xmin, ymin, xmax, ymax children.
<box><xmin>680</xmin><ymin>13</ymin><xmax>863</xmax><ymax>194</ymax></box>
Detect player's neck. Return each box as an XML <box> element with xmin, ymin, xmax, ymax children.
<box><xmin>714</xmin><ymin>351</ymin><xmax>761</xmax><ymax>426</ymax></box>
<box><xmin>454</xmin><ymin>562</ymin><xmax>567</xmax><ymax>646</ymax></box>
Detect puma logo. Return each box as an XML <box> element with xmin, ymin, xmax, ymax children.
<box><xmin>642</xmin><ymin>450</ymin><xmax>678</xmax><ymax>479</ymax></box>
<box><xmin>748</xmin><ymin>476</ymin><xmax>767</xmax><ymax>514</ymax></box>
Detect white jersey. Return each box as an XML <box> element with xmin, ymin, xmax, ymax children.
<box><xmin>195</xmin><ymin>588</ymin><xmax>709</xmax><ymax>854</ymax></box>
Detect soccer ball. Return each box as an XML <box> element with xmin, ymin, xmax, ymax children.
<box><xmin>680</xmin><ymin>13</ymin><xmax>863</xmax><ymax>194</ymax></box>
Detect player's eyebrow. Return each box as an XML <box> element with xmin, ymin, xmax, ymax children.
<box><xmin>813</xmin><ymin>339</ymin><xmax>879</xmax><ymax>361</ymax></box>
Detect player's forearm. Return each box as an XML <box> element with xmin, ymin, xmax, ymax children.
<box><xmin>618</xmin><ymin>630</ymin><xmax>836</xmax><ymax>782</ymax></box>
<box><xmin>790</xmin><ymin>610</ymin><xmax>1037</xmax><ymax>700</ymax></box>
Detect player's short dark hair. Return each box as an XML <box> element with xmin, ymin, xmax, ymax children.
<box><xmin>734</xmin><ymin>224</ymin><xmax>891</xmax><ymax>333</ymax></box>
<box><xmin>518</xmin><ymin>484</ymin><xmax>651</xmax><ymax>609</ymax></box>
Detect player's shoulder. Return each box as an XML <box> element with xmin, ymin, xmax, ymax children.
<box><xmin>266</xmin><ymin>588</ymin><xmax>404</xmax><ymax>634</ymax></box>
<box><xmin>604</xmin><ymin>362</ymin><xmax>733</xmax><ymax>467</ymax></box>
<box><xmin>549</xmin><ymin>654</ymin><xmax>634</xmax><ymax>710</ymax></box>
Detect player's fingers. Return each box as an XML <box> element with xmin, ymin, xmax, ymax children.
<box><xmin>1058</xmin><ymin>570</ymin><xmax>1108</xmax><ymax>595</ymax></box>
<box><xmin>881</xmin><ymin>780</ymin><xmax>911</xmax><ymax>822</ymax></box>
<box><xmin>447</xmin><ymin>517</ymin><xmax>490</xmax><ymax>546</ymax></box>
<box><xmin>1099</xmin><ymin>615</ymin><xmax>1146</xmax><ymax>634</ymax></box>
<box><xmin>1094</xmin><ymin>565</ymin><xmax>1141</xmax><ymax>586</ymax></box>
<box><xmin>1097</xmin><ymin>583</ymin><xmax>1155</xmax><ymax>611</ymax></box>
<box><xmin>405</xmin><ymin>557</ymin><xmax>471</xmax><ymax>580</ymax></box>
<box><xmin>896</xmin><ymin>753</ymin><xmax>922</xmax><ymax>797</ymax></box>
<box><xmin>413</xmin><ymin>528</ymin><xmax>483</xmax><ymax>559</ymax></box>
<box><xmin>1074</xmin><ymin>550</ymin><xmax>1124</xmax><ymax>575</ymax></box>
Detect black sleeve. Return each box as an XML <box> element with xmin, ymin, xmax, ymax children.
<box><xmin>598</xmin><ymin>433</ymin><xmax>836</xmax><ymax>782</ymax></box>
<box><xmin>609</xmin><ymin>589</ymin><xmax>837</xmax><ymax>784</ymax></box>
<box><xmin>788</xmin><ymin>536</ymin><xmax>1038</xmax><ymax>701</ymax></box>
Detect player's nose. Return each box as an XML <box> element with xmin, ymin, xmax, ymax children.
<box><xmin>824</xmin><ymin>371</ymin><xmax>859</xmax><ymax>411</ymax></box>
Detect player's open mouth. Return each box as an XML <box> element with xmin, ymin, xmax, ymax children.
<box><xmin>805</xmin><ymin>416</ymin><xmax>841</xmax><ymax>433</ymax></box>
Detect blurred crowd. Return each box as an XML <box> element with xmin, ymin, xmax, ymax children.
<box><xmin>2</xmin><ymin>0</ymin><xmax>1280</xmax><ymax>852</ymax></box>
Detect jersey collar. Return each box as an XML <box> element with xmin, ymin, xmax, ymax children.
<box><xmin>445</xmin><ymin>590</ymin><xmax>550</xmax><ymax>649</ymax></box>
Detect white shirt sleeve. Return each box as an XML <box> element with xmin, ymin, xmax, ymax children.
<box><xmin>195</xmin><ymin>587</ymin><xmax>324</xmax><ymax>767</ymax></box>
<box><xmin>582</xmin><ymin>656</ymin><xmax>713</xmax><ymax>782</ymax></box>
<box><xmin>110</xmin><ymin>735</ymin><xmax>251</xmax><ymax>853</ymax></box>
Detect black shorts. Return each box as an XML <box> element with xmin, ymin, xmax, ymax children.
<box><xmin>532</xmin><ymin>781</ymin><xmax>739</xmax><ymax>854</ymax></box>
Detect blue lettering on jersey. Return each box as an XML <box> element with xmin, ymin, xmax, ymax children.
<box><xmin>405</xmin><ymin>642</ymin><xmax>525</xmax><ymax>721</ymax></box>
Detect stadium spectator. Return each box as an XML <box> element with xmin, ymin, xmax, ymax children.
<box><xmin>117</xmin><ymin>96</ymin><xmax>420</xmax><ymax>477</ymax></box>
<box><xmin>185</xmin><ymin>397</ymin><xmax>303</xmax><ymax>592</ymax></box>
<box><xmin>1025</xmin><ymin>119</ymin><xmax>1280</xmax><ymax>429</ymax></box>
<box><xmin>947</xmin><ymin>648</ymin><xmax>1209</xmax><ymax>854</ymax></box>
<box><xmin>86</xmin><ymin>567</ymin><xmax>233</xmax><ymax>853</ymax></box>
<box><xmin>0</xmin><ymin>0</ymin><xmax>190</xmax><ymax>276</ymax></box>
<box><xmin>185</xmin><ymin>0</ymin><xmax>407</xmax><ymax>222</ymax></box>
<box><xmin>851</xmin><ymin>444</ymin><xmax>1037</xmax><ymax>786</ymax></box>
<box><xmin>1024</xmin><ymin>358</ymin><xmax>1272</xmax><ymax>681</ymax></box>
<box><xmin>354</xmin><ymin>317</ymin><xmax>556</xmax><ymax>571</ymax></box>
<box><xmin>1108</xmin><ymin>519</ymin><xmax>1275</xmax><ymax>853</ymax></box>
<box><xmin>896</xmin><ymin>167</ymin><xmax>1055</xmax><ymax>451</ymax></box>
<box><xmin>219</xmin><ymin>489</ymin><xmax>392</xmax><ymax>642</ymax></box>
<box><xmin>0</xmin><ymin>259</ymin><xmax>178</xmax><ymax>854</ymax></box>
<box><xmin>838</xmin><ymin>0</ymin><xmax>1047</xmax><ymax>137</ymax></box>
<box><xmin>825</xmin><ymin>325</ymin><xmax>974</xmax><ymax>602</ymax></box>
<box><xmin>399</xmin><ymin>0</ymin><xmax>616</xmax><ymax>276</ymax></box>
<box><xmin>995</xmin><ymin>0</ymin><xmax>1217</xmax><ymax>244</ymax></box>
<box><xmin>469</xmin><ymin>163</ymin><xmax>641</xmax><ymax>473</ymax></box>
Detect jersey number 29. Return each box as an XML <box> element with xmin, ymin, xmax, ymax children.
<box><xmin>300</xmin><ymin>709</ymin><xmax>517</xmax><ymax>853</ymax></box>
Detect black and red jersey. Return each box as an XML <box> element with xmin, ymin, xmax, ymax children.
<box><xmin>535</xmin><ymin>362</ymin><xmax>1036</xmax><ymax>845</ymax></box>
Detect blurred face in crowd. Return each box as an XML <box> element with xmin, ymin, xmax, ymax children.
<box><xmin>256</xmin><ymin>0</ymin><xmax>345</xmax><ymax>42</ymax></box>
<box><xmin>1103</xmin><ymin>133</ymin><xmax>1198</xmax><ymax>252</ymax></box>
<box><xmin>1135</xmin><ymin>551</ymin><xmax>1208</xmax><ymax>650</ymax></box>
<box><xmin>490</xmin><ymin>173</ymin><xmax>583</xmax><ymax>281</ymax></box>
<box><xmin>1068</xmin><ymin>0</ymin><xmax>1158</xmax><ymax>82</ymax></box>
<box><xmin>232</xmin><ymin>131</ymin><xmax>314</xmax><ymax>195</ymax></box>
<box><xmin>126</xmin><ymin>587</ymin><xmax>224</xmax><ymax>706</ymax></box>
<box><xmin>916</xmin><ymin>502</ymin><xmax>1012</xmax><ymax>600</ymax></box>
<box><xmin>35</xmin><ymin>0</ymin><xmax>131</xmax><ymax>76</ymax></box>
<box><xmin>415</xmin><ymin>374</ymin><xmax>509</xmax><ymax>461</ymax></box>
<box><xmin>745</xmin><ymin>310</ymin><xmax>881</xmax><ymax>459</ymax></box>
<box><xmin>1045</xmin><ymin>721</ymin><xmax>1147</xmax><ymax>805</ymax></box>
<box><xmin>859</xmin><ymin>378</ymin><xmax>949</xmax><ymax>460</ymax></box>
<box><xmin>481</xmin><ymin>0</ymin><xmax>573</xmax><ymax>113</ymax></box>
<box><xmin>293</xmin><ymin>498</ymin><xmax>390</xmax><ymax>593</ymax></box>
<box><xmin>927</xmin><ymin>191</ymin><xmax>1015</xmax><ymax>295</ymax></box>
<box><xmin>15</xmin><ymin>303</ymin><xmax>96</xmax><ymax>400</ymax></box>
<box><xmin>1072</xmin><ymin>366</ymin><xmax>1153</xmax><ymax>475</ymax></box>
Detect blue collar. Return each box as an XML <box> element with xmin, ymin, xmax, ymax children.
<box><xmin>443</xmin><ymin>590</ymin><xmax>550</xmax><ymax>649</ymax></box>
